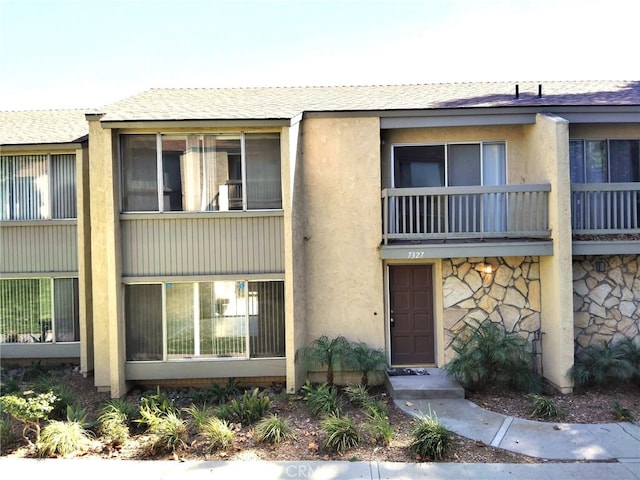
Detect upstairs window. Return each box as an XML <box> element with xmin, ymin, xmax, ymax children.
<box><xmin>0</xmin><ymin>154</ymin><xmax>76</xmax><ymax>220</ymax></box>
<box><xmin>570</xmin><ymin>139</ymin><xmax>640</xmax><ymax>183</ymax></box>
<box><xmin>121</xmin><ymin>133</ymin><xmax>282</xmax><ymax>213</ymax></box>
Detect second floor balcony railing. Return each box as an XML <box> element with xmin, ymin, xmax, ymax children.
<box><xmin>382</xmin><ymin>184</ymin><xmax>551</xmax><ymax>244</ymax></box>
<box><xmin>571</xmin><ymin>183</ymin><xmax>640</xmax><ymax>234</ymax></box>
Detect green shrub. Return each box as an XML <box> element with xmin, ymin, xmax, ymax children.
<box><xmin>444</xmin><ymin>320</ymin><xmax>541</xmax><ymax>392</ymax></box>
<box><xmin>184</xmin><ymin>403</ymin><xmax>215</xmax><ymax>431</ymax></box>
<box><xmin>190</xmin><ymin>378</ymin><xmax>240</xmax><ymax>405</ymax></box>
<box><xmin>33</xmin><ymin>377</ymin><xmax>74</xmax><ymax>419</ymax></box>
<box><xmin>255</xmin><ymin>414</ymin><xmax>295</xmax><ymax>444</ymax></box>
<box><xmin>570</xmin><ymin>341</ymin><xmax>636</xmax><ymax>389</ymax></box>
<box><xmin>148</xmin><ymin>411</ymin><xmax>188</xmax><ymax>452</ymax></box>
<box><xmin>213</xmin><ymin>388</ymin><xmax>270</xmax><ymax>425</ymax></box>
<box><xmin>301</xmin><ymin>381</ymin><xmax>341</xmax><ymax>418</ymax></box>
<box><xmin>344</xmin><ymin>384</ymin><xmax>371</xmax><ymax>408</ymax></box>
<box><xmin>346</xmin><ymin>341</ymin><xmax>386</xmax><ymax>386</ymax></box>
<box><xmin>0</xmin><ymin>413</ymin><xmax>13</xmax><ymax>449</ymax></box>
<box><xmin>612</xmin><ymin>400</ymin><xmax>636</xmax><ymax>422</ymax></box>
<box><xmin>139</xmin><ymin>386</ymin><xmax>177</xmax><ymax>416</ymax></box>
<box><xmin>409</xmin><ymin>412</ymin><xmax>453</xmax><ymax>461</ymax></box>
<box><xmin>200</xmin><ymin>417</ymin><xmax>234</xmax><ymax>451</ymax></box>
<box><xmin>528</xmin><ymin>394</ymin><xmax>563</xmax><ymax>419</ymax></box>
<box><xmin>364</xmin><ymin>410</ymin><xmax>393</xmax><ymax>446</ymax></box>
<box><xmin>321</xmin><ymin>414</ymin><xmax>359</xmax><ymax>453</ymax></box>
<box><xmin>0</xmin><ymin>391</ymin><xmax>56</xmax><ymax>443</ymax></box>
<box><xmin>296</xmin><ymin>335</ymin><xmax>351</xmax><ymax>385</ymax></box>
<box><xmin>98</xmin><ymin>400</ymin><xmax>135</xmax><ymax>446</ymax></box>
<box><xmin>36</xmin><ymin>419</ymin><xmax>93</xmax><ymax>457</ymax></box>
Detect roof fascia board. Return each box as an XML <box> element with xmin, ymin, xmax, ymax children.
<box><xmin>0</xmin><ymin>142</ymin><xmax>84</xmax><ymax>153</ymax></box>
<box><xmin>100</xmin><ymin>119</ymin><xmax>292</xmax><ymax>129</ymax></box>
<box><xmin>549</xmin><ymin>112</ymin><xmax>640</xmax><ymax>123</ymax></box>
<box><xmin>380</xmin><ymin>241</ymin><xmax>553</xmax><ymax>259</ymax></box>
<box><xmin>380</xmin><ymin>114</ymin><xmax>536</xmax><ymax>129</ymax></box>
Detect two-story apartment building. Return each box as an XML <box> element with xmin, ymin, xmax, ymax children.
<box><xmin>2</xmin><ymin>81</ymin><xmax>639</xmax><ymax>397</ymax></box>
<box><xmin>0</xmin><ymin>110</ymin><xmax>92</xmax><ymax>370</ymax></box>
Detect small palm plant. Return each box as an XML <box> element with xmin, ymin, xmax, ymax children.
<box><xmin>296</xmin><ymin>335</ymin><xmax>350</xmax><ymax>385</ymax></box>
<box><xmin>346</xmin><ymin>341</ymin><xmax>386</xmax><ymax>386</ymax></box>
<box><xmin>569</xmin><ymin>341</ymin><xmax>635</xmax><ymax>389</ymax></box>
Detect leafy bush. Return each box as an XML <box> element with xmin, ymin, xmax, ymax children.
<box><xmin>346</xmin><ymin>341</ymin><xmax>386</xmax><ymax>386</ymax></box>
<box><xmin>364</xmin><ymin>410</ymin><xmax>393</xmax><ymax>446</ymax></box>
<box><xmin>255</xmin><ymin>414</ymin><xmax>295</xmax><ymax>444</ymax></box>
<box><xmin>570</xmin><ymin>340</ymin><xmax>636</xmax><ymax>389</ymax></box>
<box><xmin>301</xmin><ymin>381</ymin><xmax>341</xmax><ymax>418</ymax></box>
<box><xmin>409</xmin><ymin>412</ymin><xmax>453</xmax><ymax>461</ymax></box>
<box><xmin>321</xmin><ymin>414</ymin><xmax>359</xmax><ymax>453</ymax></box>
<box><xmin>200</xmin><ymin>417</ymin><xmax>234</xmax><ymax>451</ymax></box>
<box><xmin>36</xmin><ymin>419</ymin><xmax>93</xmax><ymax>457</ymax></box>
<box><xmin>190</xmin><ymin>378</ymin><xmax>240</xmax><ymax>406</ymax></box>
<box><xmin>0</xmin><ymin>391</ymin><xmax>56</xmax><ymax>443</ymax></box>
<box><xmin>139</xmin><ymin>386</ymin><xmax>177</xmax><ymax>416</ymax></box>
<box><xmin>528</xmin><ymin>394</ymin><xmax>563</xmax><ymax>419</ymax></box>
<box><xmin>213</xmin><ymin>388</ymin><xmax>270</xmax><ymax>425</ymax></box>
<box><xmin>296</xmin><ymin>335</ymin><xmax>351</xmax><ymax>385</ymax></box>
<box><xmin>0</xmin><ymin>410</ymin><xmax>13</xmax><ymax>449</ymax></box>
<box><xmin>344</xmin><ymin>384</ymin><xmax>370</xmax><ymax>408</ymax></box>
<box><xmin>33</xmin><ymin>377</ymin><xmax>74</xmax><ymax>419</ymax></box>
<box><xmin>183</xmin><ymin>403</ymin><xmax>215</xmax><ymax>431</ymax></box>
<box><xmin>444</xmin><ymin>320</ymin><xmax>541</xmax><ymax>392</ymax></box>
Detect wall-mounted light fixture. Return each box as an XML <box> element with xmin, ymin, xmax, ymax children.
<box><xmin>483</xmin><ymin>264</ymin><xmax>493</xmax><ymax>274</ymax></box>
<box><xmin>595</xmin><ymin>261</ymin><xmax>606</xmax><ymax>272</ymax></box>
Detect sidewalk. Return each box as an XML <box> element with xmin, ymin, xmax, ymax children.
<box><xmin>1</xmin><ymin>457</ymin><xmax>639</xmax><ymax>480</ymax></box>
<box><xmin>394</xmin><ymin>398</ymin><xmax>640</xmax><ymax>464</ymax></box>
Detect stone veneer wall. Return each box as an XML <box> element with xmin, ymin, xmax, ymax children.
<box><xmin>443</xmin><ymin>257</ymin><xmax>541</xmax><ymax>363</ymax></box>
<box><xmin>573</xmin><ymin>255</ymin><xmax>640</xmax><ymax>349</ymax></box>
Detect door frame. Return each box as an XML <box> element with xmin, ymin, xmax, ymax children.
<box><xmin>385</xmin><ymin>259</ymin><xmax>444</xmax><ymax>367</ymax></box>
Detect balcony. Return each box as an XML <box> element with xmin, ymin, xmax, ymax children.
<box><xmin>571</xmin><ymin>183</ymin><xmax>640</xmax><ymax>255</ymax></box>
<box><xmin>380</xmin><ymin>185</ymin><xmax>551</xmax><ymax>259</ymax></box>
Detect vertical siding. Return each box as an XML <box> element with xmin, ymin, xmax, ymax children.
<box><xmin>121</xmin><ymin>214</ymin><xmax>284</xmax><ymax>276</ymax></box>
<box><xmin>0</xmin><ymin>222</ymin><xmax>78</xmax><ymax>273</ymax></box>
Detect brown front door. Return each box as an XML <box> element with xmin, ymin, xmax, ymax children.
<box><xmin>390</xmin><ymin>265</ymin><xmax>435</xmax><ymax>365</ymax></box>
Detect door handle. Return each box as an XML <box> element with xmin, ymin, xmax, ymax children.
<box><xmin>390</xmin><ymin>318</ymin><xmax>395</xmax><ymax>327</ymax></box>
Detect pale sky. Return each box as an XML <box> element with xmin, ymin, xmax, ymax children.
<box><xmin>0</xmin><ymin>0</ymin><xmax>638</xmax><ymax>111</ymax></box>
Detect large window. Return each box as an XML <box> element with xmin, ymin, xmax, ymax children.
<box><xmin>392</xmin><ymin>142</ymin><xmax>507</xmax><ymax>233</ymax></box>
<box><xmin>125</xmin><ymin>280</ymin><xmax>284</xmax><ymax>361</ymax></box>
<box><xmin>570</xmin><ymin>139</ymin><xmax>640</xmax><ymax>183</ymax></box>
<box><xmin>0</xmin><ymin>154</ymin><xmax>76</xmax><ymax>220</ymax></box>
<box><xmin>0</xmin><ymin>278</ymin><xmax>79</xmax><ymax>343</ymax></box>
<box><xmin>121</xmin><ymin>133</ymin><xmax>282</xmax><ymax>213</ymax></box>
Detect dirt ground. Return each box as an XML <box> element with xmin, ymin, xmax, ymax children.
<box><xmin>2</xmin><ymin>367</ymin><xmax>639</xmax><ymax>464</ymax></box>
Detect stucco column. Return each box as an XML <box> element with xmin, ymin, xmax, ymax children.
<box><xmin>86</xmin><ymin>116</ymin><xmax>127</xmax><ymax>397</ymax></box>
<box><xmin>76</xmin><ymin>145</ymin><xmax>93</xmax><ymax>376</ymax></box>
<box><xmin>527</xmin><ymin>113</ymin><xmax>574</xmax><ymax>392</ymax></box>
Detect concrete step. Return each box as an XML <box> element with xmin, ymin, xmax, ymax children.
<box><xmin>385</xmin><ymin>368</ymin><xmax>465</xmax><ymax>400</ymax></box>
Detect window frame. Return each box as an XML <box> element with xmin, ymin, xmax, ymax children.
<box><xmin>390</xmin><ymin>141</ymin><xmax>508</xmax><ymax>188</ymax></box>
<box><xmin>0</xmin><ymin>153</ymin><xmax>77</xmax><ymax>221</ymax></box>
<box><xmin>119</xmin><ymin>132</ymin><xmax>282</xmax><ymax>214</ymax></box>
<box><xmin>124</xmin><ymin>278</ymin><xmax>285</xmax><ymax>362</ymax></box>
<box><xmin>570</xmin><ymin>139</ymin><xmax>640</xmax><ymax>184</ymax></box>
<box><xmin>0</xmin><ymin>276</ymin><xmax>80</xmax><ymax>344</ymax></box>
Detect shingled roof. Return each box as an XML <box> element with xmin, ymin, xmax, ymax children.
<box><xmin>0</xmin><ymin>109</ymin><xmax>89</xmax><ymax>146</ymax></box>
<box><xmin>99</xmin><ymin>80</ymin><xmax>640</xmax><ymax>122</ymax></box>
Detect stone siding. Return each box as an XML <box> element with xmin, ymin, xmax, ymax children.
<box><xmin>573</xmin><ymin>255</ymin><xmax>640</xmax><ymax>349</ymax></box>
<box><xmin>442</xmin><ymin>256</ymin><xmax>541</xmax><ymax>362</ymax></box>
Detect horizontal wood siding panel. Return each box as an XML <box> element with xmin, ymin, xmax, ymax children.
<box><xmin>0</xmin><ymin>223</ymin><xmax>78</xmax><ymax>273</ymax></box>
<box><xmin>122</xmin><ymin>215</ymin><xmax>284</xmax><ymax>277</ymax></box>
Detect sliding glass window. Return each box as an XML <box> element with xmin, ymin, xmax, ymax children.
<box><xmin>125</xmin><ymin>280</ymin><xmax>285</xmax><ymax>361</ymax></box>
<box><xmin>121</xmin><ymin>133</ymin><xmax>281</xmax><ymax>213</ymax></box>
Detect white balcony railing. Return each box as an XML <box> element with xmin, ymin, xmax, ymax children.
<box><xmin>571</xmin><ymin>183</ymin><xmax>640</xmax><ymax>234</ymax></box>
<box><xmin>382</xmin><ymin>184</ymin><xmax>551</xmax><ymax>244</ymax></box>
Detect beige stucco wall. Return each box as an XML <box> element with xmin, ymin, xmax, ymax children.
<box><xmin>381</xmin><ymin>125</ymin><xmax>538</xmax><ymax>187</ymax></box>
<box><xmin>569</xmin><ymin>124</ymin><xmax>640</xmax><ymax>139</ymax></box>
<box><xmin>301</xmin><ymin>117</ymin><xmax>385</xmax><ymax>354</ymax></box>
<box><xmin>87</xmin><ymin>118</ymin><xmax>127</xmax><ymax>397</ymax></box>
<box><xmin>523</xmin><ymin>113</ymin><xmax>574</xmax><ymax>392</ymax></box>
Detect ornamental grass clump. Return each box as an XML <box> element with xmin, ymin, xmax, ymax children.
<box><xmin>213</xmin><ymin>388</ymin><xmax>270</xmax><ymax>425</ymax></box>
<box><xmin>255</xmin><ymin>414</ymin><xmax>295</xmax><ymax>444</ymax></box>
<box><xmin>321</xmin><ymin>414</ymin><xmax>359</xmax><ymax>453</ymax></box>
<box><xmin>301</xmin><ymin>381</ymin><xmax>341</xmax><ymax>418</ymax></box>
<box><xmin>409</xmin><ymin>411</ymin><xmax>453</xmax><ymax>461</ymax></box>
<box><xmin>200</xmin><ymin>417</ymin><xmax>234</xmax><ymax>451</ymax></box>
<box><xmin>99</xmin><ymin>399</ymin><xmax>137</xmax><ymax>446</ymax></box>
<box><xmin>528</xmin><ymin>394</ymin><xmax>563</xmax><ymax>419</ymax></box>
